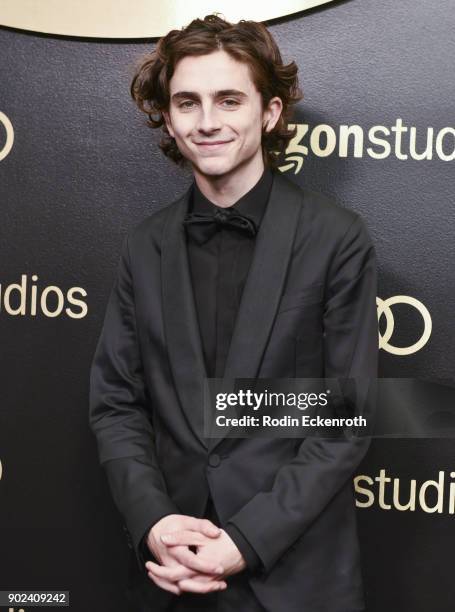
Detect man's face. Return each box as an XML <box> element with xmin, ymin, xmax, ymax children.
<box><xmin>163</xmin><ymin>50</ymin><xmax>277</xmax><ymax>178</ymax></box>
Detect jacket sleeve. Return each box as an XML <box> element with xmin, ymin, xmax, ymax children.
<box><xmin>224</xmin><ymin>523</ymin><xmax>262</xmax><ymax>572</ymax></box>
<box><xmin>89</xmin><ymin>232</ymin><xmax>179</xmax><ymax>571</ymax></box>
<box><xmin>224</xmin><ymin>213</ymin><xmax>378</xmax><ymax>574</ymax></box>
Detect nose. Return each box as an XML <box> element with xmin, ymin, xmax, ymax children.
<box><xmin>196</xmin><ymin>101</ymin><xmax>222</xmax><ymax>134</ymax></box>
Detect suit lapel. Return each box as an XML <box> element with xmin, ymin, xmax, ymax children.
<box><xmin>207</xmin><ymin>172</ymin><xmax>302</xmax><ymax>451</ymax></box>
<box><xmin>161</xmin><ymin>172</ymin><xmax>303</xmax><ymax>453</ymax></box>
<box><xmin>161</xmin><ymin>185</ymin><xmax>210</xmax><ymax>450</ymax></box>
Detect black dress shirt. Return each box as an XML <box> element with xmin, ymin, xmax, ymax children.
<box><xmin>186</xmin><ymin>167</ymin><xmax>274</xmax><ymax>572</ymax></box>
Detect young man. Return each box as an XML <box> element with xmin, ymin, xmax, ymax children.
<box><xmin>89</xmin><ymin>14</ymin><xmax>378</xmax><ymax>612</ymax></box>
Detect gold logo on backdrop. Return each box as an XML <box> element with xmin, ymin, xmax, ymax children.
<box><xmin>355</xmin><ymin>470</ymin><xmax>455</xmax><ymax>514</ymax></box>
<box><xmin>0</xmin><ymin>111</ymin><xmax>14</xmax><ymax>161</ymax></box>
<box><xmin>279</xmin><ymin>124</ymin><xmax>308</xmax><ymax>173</ymax></box>
<box><xmin>0</xmin><ymin>1</ymin><xmax>335</xmax><ymax>38</ymax></box>
<box><xmin>0</xmin><ymin>275</ymin><xmax>88</xmax><ymax>319</ymax></box>
<box><xmin>279</xmin><ymin>119</ymin><xmax>455</xmax><ymax>174</ymax></box>
<box><xmin>377</xmin><ymin>296</ymin><xmax>432</xmax><ymax>355</ymax></box>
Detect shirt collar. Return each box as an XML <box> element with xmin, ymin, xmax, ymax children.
<box><xmin>189</xmin><ymin>166</ymin><xmax>274</xmax><ymax>228</ymax></box>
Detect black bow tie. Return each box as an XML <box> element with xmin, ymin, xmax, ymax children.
<box><xmin>183</xmin><ymin>208</ymin><xmax>258</xmax><ymax>245</ymax></box>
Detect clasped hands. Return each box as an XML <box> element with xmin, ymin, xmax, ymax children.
<box><xmin>145</xmin><ymin>514</ymin><xmax>246</xmax><ymax>595</ymax></box>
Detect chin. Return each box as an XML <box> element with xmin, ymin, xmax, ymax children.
<box><xmin>194</xmin><ymin>157</ymin><xmax>236</xmax><ymax>177</ymax></box>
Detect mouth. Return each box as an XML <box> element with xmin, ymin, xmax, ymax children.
<box><xmin>194</xmin><ymin>140</ymin><xmax>233</xmax><ymax>150</ymax></box>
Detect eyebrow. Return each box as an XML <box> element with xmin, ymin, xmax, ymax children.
<box><xmin>171</xmin><ymin>89</ymin><xmax>248</xmax><ymax>102</ymax></box>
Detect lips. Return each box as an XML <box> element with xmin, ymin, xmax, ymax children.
<box><xmin>195</xmin><ymin>140</ymin><xmax>232</xmax><ymax>148</ymax></box>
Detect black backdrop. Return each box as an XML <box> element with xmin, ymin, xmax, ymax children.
<box><xmin>1</xmin><ymin>1</ymin><xmax>454</xmax><ymax>610</ymax></box>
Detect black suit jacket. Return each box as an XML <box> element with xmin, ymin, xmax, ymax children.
<box><xmin>89</xmin><ymin>170</ymin><xmax>378</xmax><ymax>612</ymax></box>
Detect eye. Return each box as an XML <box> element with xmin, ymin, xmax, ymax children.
<box><xmin>221</xmin><ymin>99</ymin><xmax>240</xmax><ymax>107</ymax></box>
<box><xmin>179</xmin><ymin>100</ymin><xmax>196</xmax><ymax>109</ymax></box>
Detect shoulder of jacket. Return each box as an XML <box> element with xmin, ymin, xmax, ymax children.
<box><xmin>276</xmin><ymin>172</ymin><xmax>359</xmax><ymax>235</ymax></box>
<box><xmin>305</xmin><ymin>189</ymin><xmax>359</xmax><ymax>230</ymax></box>
<box><xmin>125</xmin><ymin>188</ymin><xmax>189</xmax><ymax>246</ymax></box>
<box><xmin>279</xmin><ymin>173</ymin><xmax>359</xmax><ymax>224</ymax></box>
<box><xmin>273</xmin><ymin>173</ymin><xmax>370</xmax><ymax>255</ymax></box>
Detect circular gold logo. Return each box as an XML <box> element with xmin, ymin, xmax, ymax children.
<box><xmin>377</xmin><ymin>295</ymin><xmax>432</xmax><ymax>355</ymax></box>
<box><xmin>0</xmin><ymin>111</ymin><xmax>14</xmax><ymax>161</ymax></box>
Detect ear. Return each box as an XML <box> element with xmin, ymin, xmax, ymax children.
<box><xmin>263</xmin><ymin>96</ymin><xmax>283</xmax><ymax>132</ymax></box>
<box><xmin>162</xmin><ymin>110</ymin><xmax>175</xmax><ymax>138</ymax></box>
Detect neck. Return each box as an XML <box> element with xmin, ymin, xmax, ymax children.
<box><xmin>192</xmin><ymin>154</ymin><xmax>266</xmax><ymax>208</ymax></box>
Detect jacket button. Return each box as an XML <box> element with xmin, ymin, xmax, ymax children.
<box><xmin>208</xmin><ymin>453</ymin><xmax>221</xmax><ymax>467</ymax></box>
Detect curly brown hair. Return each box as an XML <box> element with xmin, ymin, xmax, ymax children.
<box><xmin>130</xmin><ymin>14</ymin><xmax>303</xmax><ymax>169</ymax></box>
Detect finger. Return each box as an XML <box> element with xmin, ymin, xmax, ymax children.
<box><xmin>180</xmin><ymin>572</ymin><xmax>226</xmax><ymax>584</ymax></box>
<box><xmin>182</xmin><ymin>517</ymin><xmax>221</xmax><ymax>537</ymax></box>
<box><xmin>162</xmin><ymin>544</ymin><xmax>223</xmax><ymax>576</ymax></box>
<box><xmin>147</xmin><ymin>560</ymin><xmax>197</xmax><ymax>582</ymax></box>
<box><xmin>161</xmin><ymin>544</ymin><xmax>198</xmax><ymax>567</ymax></box>
<box><xmin>178</xmin><ymin>577</ymin><xmax>228</xmax><ymax>594</ymax></box>
<box><xmin>161</xmin><ymin>530</ymin><xmax>208</xmax><ymax>547</ymax></box>
<box><xmin>172</xmin><ymin>547</ymin><xmax>224</xmax><ymax>575</ymax></box>
<box><xmin>147</xmin><ymin>571</ymin><xmax>181</xmax><ymax>595</ymax></box>
<box><xmin>147</xmin><ymin>558</ymin><xmax>226</xmax><ymax>587</ymax></box>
